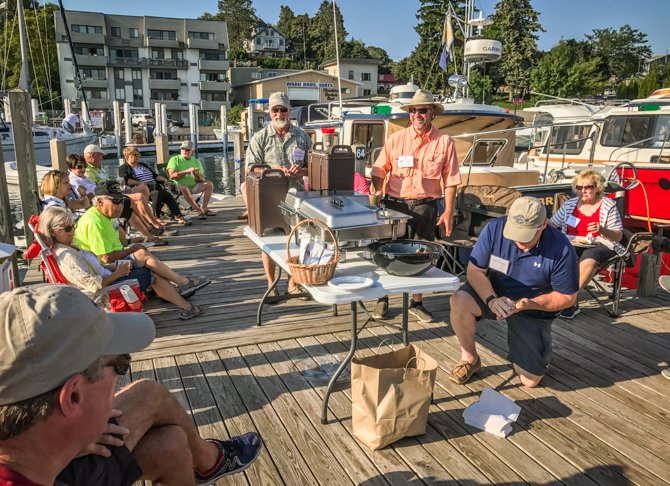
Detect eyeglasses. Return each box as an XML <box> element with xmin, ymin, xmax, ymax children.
<box><xmin>101</xmin><ymin>196</ymin><xmax>124</xmax><ymax>205</ymax></box>
<box><xmin>408</xmin><ymin>107</ymin><xmax>431</xmax><ymax>115</ymax></box>
<box><xmin>271</xmin><ymin>107</ymin><xmax>289</xmax><ymax>113</ymax></box>
<box><xmin>181</xmin><ymin>148</ymin><xmax>192</xmax><ymax>151</ymax></box>
<box><xmin>107</xmin><ymin>354</ymin><xmax>132</xmax><ymax>376</ymax></box>
<box><xmin>74</xmin><ymin>164</ymin><xmax>87</xmax><ymax>170</ymax></box>
<box><xmin>575</xmin><ymin>185</ymin><xmax>595</xmax><ymax>191</ymax></box>
<box><xmin>58</xmin><ymin>225</ymin><xmax>74</xmax><ymax>232</ymax></box>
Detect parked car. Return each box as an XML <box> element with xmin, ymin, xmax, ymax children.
<box><xmin>130</xmin><ymin>113</ymin><xmax>154</xmax><ymax>126</ymax></box>
<box><xmin>166</xmin><ymin>117</ymin><xmax>184</xmax><ymax>128</ymax></box>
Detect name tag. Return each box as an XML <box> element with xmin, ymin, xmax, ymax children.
<box><xmin>489</xmin><ymin>255</ymin><xmax>510</xmax><ymax>275</ymax></box>
<box><xmin>293</xmin><ymin>148</ymin><xmax>305</xmax><ymax>161</ymax></box>
<box><xmin>398</xmin><ymin>155</ymin><xmax>414</xmax><ymax>168</ymax></box>
<box><xmin>567</xmin><ymin>215</ymin><xmax>580</xmax><ymax>228</ymax></box>
<box><xmin>98</xmin><ymin>173</ymin><xmax>107</xmax><ymax>179</ymax></box>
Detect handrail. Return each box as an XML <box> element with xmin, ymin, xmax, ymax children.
<box><xmin>607</xmin><ymin>132</ymin><xmax>670</xmax><ymax>164</ymax></box>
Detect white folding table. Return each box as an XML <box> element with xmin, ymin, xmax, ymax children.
<box><xmin>244</xmin><ymin>226</ymin><xmax>460</xmax><ymax>423</ymax></box>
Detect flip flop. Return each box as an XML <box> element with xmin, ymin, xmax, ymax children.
<box><xmin>204</xmin><ymin>210</ymin><xmax>217</xmax><ymax>216</ymax></box>
<box><xmin>180</xmin><ymin>305</ymin><xmax>205</xmax><ymax>320</ymax></box>
<box><xmin>149</xmin><ymin>238</ymin><xmax>169</xmax><ymax>246</ymax></box>
<box><xmin>179</xmin><ymin>219</ymin><xmax>193</xmax><ymax>226</ymax></box>
<box><xmin>197</xmin><ymin>213</ymin><xmax>206</xmax><ymax>220</ymax></box>
<box><xmin>178</xmin><ymin>278</ymin><xmax>211</xmax><ymax>298</ymax></box>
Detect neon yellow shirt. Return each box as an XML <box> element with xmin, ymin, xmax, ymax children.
<box><xmin>74</xmin><ymin>207</ymin><xmax>122</xmax><ymax>261</ymax></box>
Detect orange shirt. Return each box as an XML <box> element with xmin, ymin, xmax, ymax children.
<box><xmin>371</xmin><ymin>125</ymin><xmax>461</xmax><ymax>199</ymax></box>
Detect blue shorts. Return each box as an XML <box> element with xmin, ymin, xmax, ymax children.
<box><xmin>117</xmin><ymin>257</ymin><xmax>154</xmax><ymax>293</ymax></box>
<box><xmin>61</xmin><ymin>120</ymin><xmax>75</xmax><ymax>133</ymax></box>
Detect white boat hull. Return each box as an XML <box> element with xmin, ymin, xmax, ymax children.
<box><xmin>4</xmin><ymin>161</ymin><xmax>52</xmax><ymax>186</ymax></box>
<box><xmin>3</xmin><ymin>133</ymin><xmax>97</xmax><ymax>167</ymax></box>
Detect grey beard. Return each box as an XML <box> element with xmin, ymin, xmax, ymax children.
<box><xmin>273</xmin><ymin>118</ymin><xmax>289</xmax><ymax>130</ymax></box>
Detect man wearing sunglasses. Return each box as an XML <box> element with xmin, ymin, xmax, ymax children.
<box><xmin>0</xmin><ymin>284</ymin><xmax>261</xmax><ymax>486</ymax></box>
<box><xmin>370</xmin><ymin>89</ymin><xmax>461</xmax><ymax>323</ymax></box>
<box><xmin>167</xmin><ymin>141</ymin><xmax>215</xmax><ymax>220</ymax></box>
<box><xmin>244</xmin><ymin>92</ymin><xmax>313</xmax><ymax>297</ymax></box>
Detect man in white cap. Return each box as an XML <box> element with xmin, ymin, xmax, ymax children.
<box><xmin>0</xmin><ymin>284</ymin><xmax>261</xmax><ymax>485</ymax></box>
<box><xmin>167</xmin><ymin>141</ymin><xmax>215</xmax><ymax>220</ymax></box>
<box><xmin>370</xmin><ymin>88</ymin><xmax>461</xmax><ymax>323</ymax></box>
<box><xmin>448</xmin><ymin>197</ymin><xmax>579</xmax><ymax>387</ymax></box>
<box><xmin>244</xmin><ymin>92</ymin><xmax>313</xmax><ymax>297</ymax></box>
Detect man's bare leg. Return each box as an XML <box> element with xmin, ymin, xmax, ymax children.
<box><xmin>449</xmin><ymin>290</ymin><xmax>482</xmax><ymax>364</ymax></box>
<box><xmin>201</xmin><ymin>181</ymin><xmax>214</xmax><ymax>213</ymax></box>
<box><xmin>132</xmin><ymin>248</ymin><xmax>189</xmax><ymax>286</ymax></box>
<box><xmin>114</xmin><ymin>380</ymin><xmax>219</xmax><ymax>479</ymax></box>
<box><xmin>128</xmin><ymin>213</ymin><xmax>154</xmax><ymax>241</ymax></box>
<box><xmin>134</xmin><ymin>425</ymin><xmax>195</xmax><ymax>485</ymax></box>
<box><xmin>179</xmin><ymin>185</ymin><xmax>204</xmax><ymax>216</ymax></box>
<box><xmin>514</xmin><ymin>364</ymin><xmax>543</xmax><ymax>388</ymax></box>
<box><xmin>240</xmin><ymin>182</ymin><xmax>248</xmax><ymax>211</ymax></box>
<box><xmin>128</xmin><ymin>190</ymin><xmax>162</xmax><ymax>228</ymax></box>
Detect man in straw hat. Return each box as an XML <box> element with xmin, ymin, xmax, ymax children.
<box><xmin>448</xmin><ymin>197</ymin><xmax>579</xmax><ymax>387</ymax></box>
<box><xmin>0</xmin><ymin>284</ymin><xmax>261</xmax><ymax>485</ymax></box>
<box><xmin>370</xmin><ymin>88</ymin><xmax>461</xmax><ymax>323</ymax></box>
<box><xmin>243</xmin><ymin>92</ymin><xmax>313</xmax><ymax>298</ymax></box>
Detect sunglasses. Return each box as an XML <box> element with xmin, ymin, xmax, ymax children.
<box><xmin>107</xmin><ymin>354</ymin><xmax>132</xmax><ymax>376</ymax></box>
<box><xmin>181</xmin><ymin>148</ymin><xmax>192</xmax><ymax>151</ymax></box>
<box><xmin>74</xmin><ymin>164</ymin><xmax>87</xmax><ymax>170</ymax></box>
<box><xmin>408</xmin><ymin>107</ymin><xmax>431</xmax><ymax>115</ymax></box>
<box><xmin>271</xmin><ymin>107</ymin><xmax>289</xmax><ymax>113</ymax></box>
<box><xmin>575</xmin><ymin>185</ymin><xmax>595</xmax><ymax>190</ymax></box>
<box><xmin>58</xmin><ymin>225</ymin><xmax>74</xmax><ymax>232</ymax></box>
<box><xmin>101</xmin><ymin>196</ymin><xmax>124</xmax><ymax>205</ymax></box>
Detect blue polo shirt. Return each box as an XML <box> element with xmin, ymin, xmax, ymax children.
<box><xmin>469</xmin><ymin>216</ymin><xmax>579</xmax><ymax>319</ymax></box>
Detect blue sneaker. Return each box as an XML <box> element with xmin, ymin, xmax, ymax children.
<box><xmin>560</xmin><ymin>304</ymin><xmax>580</xmax><ymax>319</ymax></box>
<box><xmin>195</xmin><ymin>432</ymin><xmax>262</xmax><ymax>484</ymax></box>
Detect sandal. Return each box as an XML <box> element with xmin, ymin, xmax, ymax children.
<box><xmin>237</xmin><ymin>212</ymin><xmax>248</xmax><ymax>220</ymax></box>
<box><xmin>204</xmin><ymin>210</ymin><xmax>216</xmax><ymax>216</ymax></box>
<box><xmin>287</xmin><ymin>285</ymin><xmax>309</xmax><ymax>301</ymax></box>
<box><xmin>149</xmin><ymin>226</ymin><xmax>165</xmax><ymax>236</ymax></box>
<box><xmin>449</xmin><ymin>356</ymin><xmax>481</xmax><ymax>385</ymax></box>
<box><xmin>178</xmin><ymin>218</ymin><xmax>192</xmax><ymax>226</ymax></box>
<box><xmin>178</xmin><ymin>277</ymin><xmax>211</xmax><ymax>298</ymax></box>
<box><xmin>197</xmin><ymin>213</ymin><xmax>206</xmax><ymax>220</ymax></box>
<box><xmin>149</xmin><ymin>238</ymin><xmax>169</xmax><ymax>246</ymax></box>
<box><xmin>179</xmin><ymin>304</ymin><xmax>205</xmax><ymax>320</ymax></box>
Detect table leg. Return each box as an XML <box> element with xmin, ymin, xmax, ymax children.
<box><xmin>321</xmin><ymin>301</ymin><xmax>357</xmax><ymax>424</ymax></box>
<box><xmin>333</xmin><ymin>304</ymin><xmax>338</xmax><ymax>317</ymax></box>
<box><xmin>257</xmin><ymin>267</ymin><xmax>282</xmax><ymax>326</ymax></box>
<box><xmin>402</xmin><ymin>292</ymin><xmax>409</xmax><ymax>346</ymax></box>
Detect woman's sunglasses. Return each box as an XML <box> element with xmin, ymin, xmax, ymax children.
<box><xmin>107</xmin><ymin>354</ymin><xmax>132</xmax><ymax>376</ymax></box>
<box><xmin>271</xmin><ymin>107</ymin><xmax>289</xmax><ymax>113</ymax></box>
<box><xmin>408</xmin><ymin>107</ymin><xmax>431</xmax><ymax>115</ymax></box>
<box><xmin>74</xmin><ymin>164</ymin><xmax>87</xmax><ymax>170</ymax></box>
<box><xmin>575</xmin><ymin>185</ymin><xmax>594</xmax><ymax>190</ymax></box>
<box><xmin>58</xmin><ymin>225</ymin><xmax>74</xmax><ymax>232</ymax></box>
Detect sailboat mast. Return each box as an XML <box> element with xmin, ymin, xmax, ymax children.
<box><xmin>57</xmin><ymin>0</ymin><xmax>87</xmax><ymax>106</ymax></box>
<box><xmin>16</xmin><ymin>0</ymin><xmax>31</xmax><ymax>94</ymax></box>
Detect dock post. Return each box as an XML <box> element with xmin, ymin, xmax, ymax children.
<box><xmin>0</xmin><ymin>146</ymin><xmax>20</xmax><ymax>289</ymax></box>
<box><xmin>50</xmin><ymin>138</ymin><xmax>67</xmax><ymax>172</ymax></box>
<box><xmin>221</xmin><ymin>104</ymin><xmax>228</xmax><ymax>163</ymax></box>
<box><xmin>30</xmin><ymin>98</ymin><xmax>39</xmax><ymax>122</ymax></box>
<box><xmin>161</xmin><ymin>104</ymin><xmax>168</xmax><ymax>136</ymax></box>
<box><xmin>638</xmin><ymin>253</ymin><xmax>659</xmax><ymax>297</ymax></box>
<box><xmin>123</xmin><ymin>102</ymin><xmax>132</xmax><ymax>148</ymax></box>
<box><xmin>64</xmin><ymin>98</ymin><xmax>71</xmax><ymax>117</ymax></box>
<box><xmin>233</xmin><ymin>131</ymin><xmax>244</xmax><ymax>195</ymax></box>
<box><xmin>156</xmin><ymin>134</ymin><xmax>169</xmax><ymax>168</ymax></box>
<box><xmin>189</xmin><ymin>104</ymin><xmax>199</xmax><ymax>158</ymax></box>
<box><xmin>112</xmin><ymin>101</ymin><xmax>122</xmax><ymax>161</ymax></box>
<box><xmin>8</xmin><ymin>89</ymin><xmax>41</xmax><ymax>245</ymax></box>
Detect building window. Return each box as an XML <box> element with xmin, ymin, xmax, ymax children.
<box><xmin>341</xmin><ymin>87</ymin><xmax>351</xmax><ymax>94</ymax></box>
<box><xmin>72</xmin><ymin>25</ymin><xmax>102</xmax><ymax>34</ymax></box>
<box><xmin>267</xmin><ymin>72</ymin><xmax>277</xmax><ymax>78</ymax></box>
<box><xmin>171</xmin><ymin>50</ymin><xmax>183</xmax><ymax>60</ymax></box>
<box><xmin>110</xmin><ymin>49</ymin><xmax>138</xmax><ymax>58</ymax></box>
<box><xmin>200</xmin><ymin>72</ymin><xmax>227</xmax><ymax>82</ymax></box>
<box><xmin>110</xmin><ymin>27</ymin><xmax>121</xmax><ymax>37</ymax></box>
<box><xmin>74</xmin><ymin>46</ymin><xmax>104</xmax><ymax>56</ymax></box>
<box><xmin>188</xmin><ymin>32</ymin><xmax>215</xmax><ymax>40</ymax></box>
<box><xmin>255</xmin><ymin>37</ymin><xmax>260</xmax><ymax>45</ymax></box>
<box><xmin>201</xmin><ymin>92</ymin><xmax>227</xmax><ymax>102</ymax></box>
<box><xmin>362</xmin><ymin>73</ymin><xmax>371</xmax><ymax>81</ymax></box>
<box><xmin>132</xmin><ymin>69</ymin><xmax>142</xmax><ymax>80</ymax></box>
<box><xmin>251</xmin><ymin>72</ymin><xmax>261</xmax><ymax>79</ymax></box>
<box><xmin>133</xmin><ymin>88</ymin><xmax>143</xmax><ymax>101</ymax></box>
<box><xmin>151</xmin><ymin>48</ymin><xmax>164</xmax><ymax>59</ymax></box>
<box><xmin>81</xmin><ymin>69</ymin><xmax>106</xmax><ymax>80</ymax></box>
<box><xmin>147</xmin><ymin>29</ymin><xmax>176</xmax><ymax>40</ymax></box>
<box><xmin>279</xmin><ymin>39</ymin><xmax>283</xmax><ymax>46</ymax></box>
<box><xmin>115</xmin><ymin>88</ymin><xmax>125</xmax><ymax>99</ymax></box>
<box><xmin>130</xmin><ymin>28</ymin><xmax>139</xmax><ymax>38</ymax></box>
<box><xmin>151</xmin><ymin>71</ymin><xmax>178</xmax><ymax>80</ymax></box>
<box><xmin>199</xmin><ymin>51</ymin><xmax>226</xmax><ymax>61</ymax></box>
<box><xmin>348</xmin><ymin>70</ymin><xmax>354</xmax><ymax>80</ymax></box>
<box><xmin>84</xmin><ymin>89</ymin><xmax>107</xmax><ymax>99</ymax></box>
<box><xmin>115</xmin><ymin>69</ymin><xmax>124</xmax><ymax>79</ymax></box>
<box><xmin>151</xmin><ymin>91</ymin><xmax>179</xmax><ymax>100</ymax></box>
<box><xmin>363</xmin><ymin>89</ymin><xmax>371</xmax><ymax>96</ymax></box>
<box><xmin>267</xmin><ymin>39</ymin><xmax>273</xmax><ymax>46</ymax></box>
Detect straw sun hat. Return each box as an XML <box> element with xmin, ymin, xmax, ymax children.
<box><xmin>400</xmin><ymin>89</ymin><xmax>445</xmax><ymax>116</ymax></box>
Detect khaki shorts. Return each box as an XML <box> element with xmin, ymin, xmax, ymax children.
<box><xmin>188</xmin><ymin>182</ymin><xmax>206</xmax><ymax>194</ymax></box>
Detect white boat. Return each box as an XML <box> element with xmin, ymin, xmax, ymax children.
<box><xmin>4</xmin><ymin>161</ymin><xmax>52</xmax><ymax>186</ymax></box>
<box><xmin>212</xmin><ymin>126</ymin><xmax>242</xmax><ymax>140</ymax></box>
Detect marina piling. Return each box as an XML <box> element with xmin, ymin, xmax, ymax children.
<box><xmin>50</xmin><ymin>138</ymin><xmax>67</xmax><ymax>172</ymax></box>
<box><xmin>156</xmin><ymin>134</ymin><xmax>169</xmax><ymax>167</ymax></box>
<box><xmin>154</xmin><ymin>102</ymin><xmax>162</xmax><ymax>137</ymax></box>
<box><xmin>112</xmin><ymin>101</ymin><xmax>122</xmax><ymax>161</ymax></box>
<box><xmin>233</xmin><ymin>131</ymin><xmax>244</xmax><ymax>195</ymax></box>
<box><xmin>80</xmin><ymin>100</ymin><xmax>90</xmax><ymax>124</ymax></box>
<box><xmin>30</xmin><ymin>99</ymin><xmax>38</xmax><ymax>122</ymax></box>
<box><xmin>63</xmin><ymin>98</ymin><xmax>71</xmax><ymax>117</ymax></box>
<box><xmin>0</xmin><ymin>147</ymin><xmax>20</xmax><ymax>289</ymax></box>
<box><xmin>221</xmin><ymin>104</ymin><xmax>228</xmax><ymax>164</ymax></box>
<box><xmin>8</xmin><ymin>89</ymin><xmax>41</xmax><ymax>245</ymax></box>
<box><xmin>161</xmin><ymin>104</ymin><xmax>168</xmax><ymax>135</ymax></box>
<box><xmin>189</xmin><ymin>104</ymin><xmax>199</xmax><ymax>157</ymax></box>
<box><xmin>123</xmin><ymin>102</ymin><xmax>132</xmax><ymax>147</ymax></box>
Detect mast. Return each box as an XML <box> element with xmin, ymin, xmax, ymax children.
<box><xmin>57</xmin><ymin>0</ymin><xmax>87</xmax><ymax>107</ymax></box>
<box><xmin>16</xmin><ymin>0</ymin><xmax>30</xmax><ymax>94</ymax></box>
<box><xmin>332</xmin><ymin>1</ymin><xmax>342</xmax><ymax>117</ymax></box>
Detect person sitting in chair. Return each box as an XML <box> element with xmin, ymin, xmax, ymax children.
<box><xmin>548</xmin><ymin>169</ymin><xmax>625</xmax><ymax>319</ymax></box>
<box><xmin>40</xmin><ymin>170</ymin><xmax>91</xmax><ymax>215</ymax></box>
<box><xmin>167</xmin><ymin>141</ymin><xmax>215</xmax><ymax>220</ymax></box>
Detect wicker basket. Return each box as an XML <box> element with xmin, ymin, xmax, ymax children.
<box><xmin>286</xmin><ymin>219</ymin><xmax>340</xmax><ymax>285</ymax></box>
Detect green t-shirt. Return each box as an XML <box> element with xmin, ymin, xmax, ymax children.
<box><xmin>74</xmin><ymin>207</ymin><xmax>123</xmax><ymax>260</ymax></box>
<box><xmin>84</xmin><ymin>163</ymin><xmax>109</xmax><ymax>185</ymax></box>
<box><xmin>166</xmin><ymin>155</ymin><xmax>204</xmax><ymax>188</ymax></box>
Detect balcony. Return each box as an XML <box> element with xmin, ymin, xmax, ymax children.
<box><xmin>200</xmin><ymin>100</ymin><xmax>230</xmax><ymax>111</ymax></box>
<box><xmin>74</xmin><ymin>98</ymin><xmax>111</xmax><ymax>110</ymax></box>
<box><xmin>149</xmin><ymin>78</ymin><xmax>181</xmax><ymax>90</ymax></box>
<box><xmin>76</xmin><ymin>54</ymin><xmax>107</xmax><ymax>67</ymax></box>
<box><xmin>145</xmin><ymin>36</ymin><xmax>180</xmax><ymax>48</ymax></box>
<box><xmin>152</xmin><ymin>99</ymin><xmax>182</xmax><ymax>110</ymax></box>
<box><xmin>81</xmin><ymin>78</ymin><xmax>109</xmax><ymax>88</ymax></box>
<box><xmin>260</xmin><ymin>43</ymin><xmax>284</xmax><ymax>51</ymax></box>
<box><xmin>70</xmin><ymin>32</ymin><xmax>105</xmax><ymax>45</ymax></box>
<box><xmin>108</xmin><ymin>57</ymin><xmax>189</xmax><ymax>69</ymax></box>
<box><xmin>187</xmin><ymin>38</ymin><xmax>219</xmax><ymax>50</ymax></box>
<box><xmin>198</xmin><ymin>80</ymin><xmax>230</xmax><ymax>92</ymax></box>
<box><xmin>198</xmin><ymin>59</ymin><xmax>230</xmax><ymax>71</ymax></box>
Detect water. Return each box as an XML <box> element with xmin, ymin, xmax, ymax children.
<box><xmin>7</xmin><ymin>150</ymin><xmax>239</xmax><ymax>229</ymax></box>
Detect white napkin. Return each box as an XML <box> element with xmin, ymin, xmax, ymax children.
<box><xmin>463</xmin><ymin>387</ymin><xmax>521</xmax><ymax>438</ymax></box>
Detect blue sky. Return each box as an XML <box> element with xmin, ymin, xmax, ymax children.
<box><xmin>65</xmin><ymin>0</ymin><xmax>669</xmax><ymax>61</ymax></box>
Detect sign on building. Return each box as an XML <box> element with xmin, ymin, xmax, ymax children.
<box><xmin>286</xmin><ymin>82</ymin><xmax>335</xmax><ymax>88</ymax></box>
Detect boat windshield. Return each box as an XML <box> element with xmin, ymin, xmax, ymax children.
<box><xmin>651</xmin><ymin>115</ymin><xmax>670</xmax><ymax>148</ymax></box>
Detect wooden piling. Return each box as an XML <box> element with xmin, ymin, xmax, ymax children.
<box><xmin>0</xmin><ymin>144</ymin><xmax>20</xmax><ymax>288</ymax></box>
<box><xmin>50</xmin><ymin>138</ymin><xmax>67</xmax><ymax>172</ymax></box>
<box><xmin>8</xmin><ymin>89</ymin><xmax>41</xmax><ymax>245</ymax></box>
<box><xmin>155</xmin><ymin>134</ymin><xmax>169</xmax><ymax>167</ymax></box>
<box><xmin>637</xmin><ymin>253</ymin><xmax>658</xmax><ymax>297</ymax></box>
<box><xmin>233</xmin><ymin>131</ymin><xmax>244</xmax><ymax>195</ymax></box>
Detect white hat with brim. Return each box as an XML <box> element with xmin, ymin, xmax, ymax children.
<box><xmin>0</xmin><ymin>284</ymin><xmax>155</xmax><ymax>405</ymax></box>
<box><xmin>400</xmin><ymin>89</ymin><xmax>445</xmax><ymax>116</ymax></box>
<box><xmin>503</xmin><ymin>197</ymin><xmax>547</xmax><ymax>242</ymax></box>
<box><xmin>268</xmin><ymin>92</ymin><xmax>290</xmax><ymax>110</ymax></box>
<box><xmin>84</xmin><ymin>144</ymin><xmax>103</xmax><ymax>155</ymax></box>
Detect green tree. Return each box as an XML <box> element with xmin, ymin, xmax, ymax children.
<box><xmin>367</xmin><ymin>46</ymin><xmax>393</xmax><ymax>74</ymax></box>
<box><xmin>491</xmin><ymin>0</ymin><xmax>544</xmax><ymax>99</ymax></box>
<box><xmin>228</xmin><ymin>48</ymin><xmax>249</xmax><ymax>61</ymax></box>
<box><xmin>638</xmin><ymin>63</ymin><xmax>660</xmax><ymax>98</ymax></box>
<box><xmin>200</xmin><ymin>0</ymin><xmax>257</xmax><ymax>50</ymax></box>
<box><xmin>617</xmin><ymin>80</ymin><xmax>629</xmax><ymax>99</ymax></box>
<box><xmin>228</xmin><ymin>104</ymin><xmax>245</xmax><ymax>125</ymax></box>
<box><xmin>275</xmin><ymin>6</ymin><xmax>295</xmax><ymax>53</ymax></box>
<box><xmin>585</xmin><ymin>25</ymin><xmax>652</xmax><ymax>84</ymax></box>
<box><xmin>469</xmin><ymin>67</ymin><xmax>493</xmax><ymax>103</ymax></box>
<box><xmin>629</xmin><ymin>79</ymin><xmax>639</xmax><ymax>99</ymax></box>
<box><xmin>0</xmin><ymin>2</ymin><xmax>61</xmax><ymax>109</ymax></box>
<box><xmin>308</xmin><ymin>1</ymin><xmax>347</xmax><ymax>64</ymax></box>
<box><xmin>665</xmin><ymin>63</ymin><xmax>670</xmax><ymax>88</ymax></box>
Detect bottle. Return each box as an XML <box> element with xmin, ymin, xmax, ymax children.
<box><xmin>120</xmin><ymin>285</ymin><xmax>138</xmax><ymax>303</ymax></box>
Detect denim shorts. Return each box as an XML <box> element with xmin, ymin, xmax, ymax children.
<box><xmin>119</xmin><ymin>255</ymin><xmax>154</xmax><ymax>292</ymax></box>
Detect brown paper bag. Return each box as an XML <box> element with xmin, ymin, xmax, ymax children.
<box><xmin>351</xmin><ymin>343</ymin><xmax>437</xmax><ymax>450</ymax></box>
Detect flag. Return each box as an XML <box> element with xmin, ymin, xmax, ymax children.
<box><xmin>442</xmin><ymin>12</ymin><xmax>454</xmax><ymax>52</ymax></box>
<box><xmin>439</xmin><ymin>45</ymin><xmax>449</xmax><ymax>73</ymax></box>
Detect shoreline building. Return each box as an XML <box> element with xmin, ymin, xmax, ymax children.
<box><xmin>244</xmin><ymin>19</ymin><xmax>287</xmax><ymax>59</ymax></box>
<box><xmin>55</xmin><ymin>12</ymin><xmax>231</xmax><ymax>125</ymax></box>
<box><xmin>321</xmin><ymin>58</ymin><xmax>381</xmax><ymax>97</ymax></box>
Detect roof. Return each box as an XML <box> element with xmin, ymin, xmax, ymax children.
<box><xmin>252</xmin><ymin>18</ymin><xmax>285</xmax><ymax>38</ymax></box>
<box><xmin>320</xmin><ymin>58</ymin><xmax>381</xmax><ymax>68</ymax></box>
<box><xmin>235</xmin><ymin>69</ymin><xmax>363</xmax><ymax>86</ymax></box>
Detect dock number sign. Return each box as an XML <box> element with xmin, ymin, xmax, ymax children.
<box><xmin>356</xmin><ymin>147</ymin><xmax>366</xmax><ymax>160</ymax></box>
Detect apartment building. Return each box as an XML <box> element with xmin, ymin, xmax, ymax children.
<box><xmin>321</xmin><ymin>58</ymin><xmax>380</xmax><ymax>97</ymax></box>
<box><xmin>54</xmin><ymin>12</ymin><xmax>231</xmax><ymax>124</ymax></box>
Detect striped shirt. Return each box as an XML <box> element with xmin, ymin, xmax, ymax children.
<box><xmin>551</xmin><ymin>196</ymin><xmax>626</xmax><ymax>255</ymax></box>
<box><xmin>132</xmin><ymin>165</ymin><xmax>155</xmax><ymax>183</ymax></box>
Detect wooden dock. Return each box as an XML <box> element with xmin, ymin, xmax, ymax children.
<box><xmin>24</xmin><ymin>197</ymin><xmax>670</xmax><ymax>485</ymax></box>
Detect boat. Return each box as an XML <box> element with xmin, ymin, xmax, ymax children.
<box><xmin>212</xmin><ymin>126</ymin><xmax>242</xmax><ymax>140</ymax></box>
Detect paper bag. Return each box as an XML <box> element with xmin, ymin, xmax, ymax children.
<box><xmin>351</xmin><ymin>344</ymin><xmax>437</xmax><ymax>450</ymax></box>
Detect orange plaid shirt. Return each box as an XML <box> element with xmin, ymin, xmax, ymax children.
<box><xmin>371</xmin><ymin>125</ymin><xmax>461</xmax><ymax>199</ymax></box>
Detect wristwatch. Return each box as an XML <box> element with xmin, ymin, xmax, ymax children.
<box><xmin>485</xmin><ymin>294</ymin><xmax>497</xmax><ymax>306</ymax></box>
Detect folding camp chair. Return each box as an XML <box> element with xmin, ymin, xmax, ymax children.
<box><xmin>437</xmin><ymin>185</ymin><xmax>522</xmax><ymax>276</ymax></box>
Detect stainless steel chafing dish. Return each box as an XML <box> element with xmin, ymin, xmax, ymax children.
<box><xmin>279</xmin><ymin>190</ymin><xmax>411</xmax><ymax>246</ymax></box>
